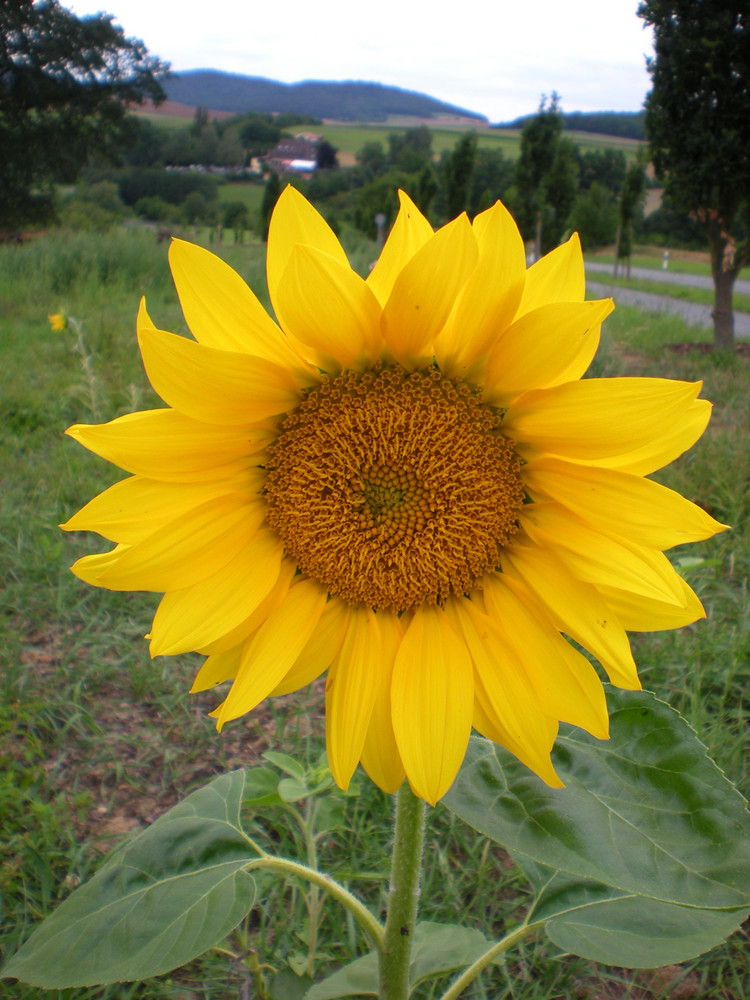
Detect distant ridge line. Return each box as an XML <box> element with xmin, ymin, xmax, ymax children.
<box><xmin>163</xmin><ymin>69</ymin><xmax>488</xmax><ymax>122</ymax></box>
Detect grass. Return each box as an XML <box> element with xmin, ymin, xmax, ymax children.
<box><xmin>587</xmin><ymin>248</ymin><xmax>750</xmax><ymax>283</ymax></box>
<box><xmin>0</xmin><ymin>225</ymin><xmax>748</xmax><ymax>1000</ymax></box>
<box><xmin>133</xmin><ymin>110</ymin><xmax>642</xmax><ymax>163</ymax></box>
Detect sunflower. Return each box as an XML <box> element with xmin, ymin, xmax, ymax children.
<box><xmin>62</xmin><ymin>188</ymin><xmax>725</xmax><ymax>805</ymax></box>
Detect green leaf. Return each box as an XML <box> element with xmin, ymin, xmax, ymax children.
<box><xmin>518</xmin><ymin>857</ymin><xmax>749</xmax><ymax>967</ymax></box>
<box><xmin>305</xmin><ymin>922</ymin><xmax>501</xmax><ymax>999</ymax></box>
<box><xmin>271</xmin><ymin>969</ymin><xmax>315</xmax><ymax>1000</ymax></box>
<box><xmin>2</xmin><ymin>770</ymin><xmax>258</xmax><ymax>988</ymax></box>
<box><xmin>243</xmin><ymin>765</ymin><xmax>284</xmax><ymax>806</ymax></box>
<box><xmin>409</xmin><ymin>922</ymin><xmax>503</xmax><ymax>987</ymax></box>
<box><xmin>279</xmin><ymin>776</ymin><xmax>311</xmax><ymax>802</ymax></box>
<box><xmin>443</xmin><ymin>687</ymin><xmax>750</xmax><ymax>966</ymax></box>
<box><xmin>305</xmin><ymin>950</ymin><xmax>377</xmax><ymax>999</ymax></box>
<box><xmin>264</xmin><ymin>750</ymin><xmax>307</xmax><ymax>781</ymax></box>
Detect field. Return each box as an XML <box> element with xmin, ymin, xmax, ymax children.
<box><xmin>1</xmin><ymin>225</ymin><xmax>748</xmax><ymax>999</ymax></box>
<box><xmin>135</xmin><ymin>108</ymin><xmax>642</xmax><ymax>163</ymax></box>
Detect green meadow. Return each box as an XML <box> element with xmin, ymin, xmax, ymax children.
<box><xmin>1</xmin><ymin>224</ymin><xmax>748</xmax><ymax>999</ymax></box>
<box><xmin>135</xmin><ymin>110</ymin><xmax>642</xmax><ymax>163</ymax></box>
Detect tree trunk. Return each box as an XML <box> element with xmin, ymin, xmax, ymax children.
<box><xmin>613</xmin><ymin>223</ymin><xmax>621</xmax><ymax>280</ymax></box>
<box><xmin>712</xmin><ymin>268</ymin><xmax>735</xmax><ymax>350</ymax></box>
<box><xmin>704</xmin><ymin>215</ymin><xmax>738</xmax><ymax>351</ymax></box>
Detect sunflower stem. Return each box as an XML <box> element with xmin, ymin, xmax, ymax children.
<box><xmin>378</xmin><ymin>783</ymin><xmax>427</xmax><ymax>1000</ymax></box>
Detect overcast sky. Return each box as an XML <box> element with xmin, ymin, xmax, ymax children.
<box><xmin>69</xmin><ymin>0</ymin><xmax>655</xmax><ymax>123</ymax></box>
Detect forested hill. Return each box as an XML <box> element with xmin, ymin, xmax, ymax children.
<box><xmin>164</xmin><ymin>70</ymin><xmax>486</xmax><ymax>122</ymax></box>
<box><xmin>498</xmin><ymin>110</ymin><xmax>646</xmax><ymax>140</ymax></box>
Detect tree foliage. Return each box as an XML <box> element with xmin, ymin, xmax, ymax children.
<box><xmin>515</xmin><ymin>93</ymin><xmax>578</xmax><ymax>255</ymax></box>
<box><xmin>0</xmin><ymin>0</ymin><xmax>168</xmax><ymax>230</ymax></box>
<box><xmin>638</xmin><ymin>0</ymin><xmax>750</xmax><ymax>347</ymax></box>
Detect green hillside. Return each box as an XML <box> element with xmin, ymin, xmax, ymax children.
<box><xmin>165</xmin><ymin>70</ymin><xmax>486</xmax><ymax>122</ymax></box>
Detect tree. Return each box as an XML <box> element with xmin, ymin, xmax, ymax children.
<box><xmin>615</xmin><ymin>161</ymin><xmax>646</xmax><ymax>277</ymax></box>
<box><xmin>568</xmin><ymin>182</ymin><xmax>619</xmax><ymax>251</ymax></box>
<box><xmin>638</xmin><ymin>0</ymin><xmax>750</xmax><ymax>349</ymax></box>
<box><xmin>260</xmin><ymin>171</ymin><xmax>282</xmax><ymax>241</ymax></box>
<box><xmin>515</xmin><ymin>93</ymin><xmax>577</xmax><ymax>257</ymax></box>
<box><xmin>442</xmin><ymin>132</ymin><xmax>477</xmax><ymax>218</ymax></box>
<box><xmin>0</xmin><ymin>0</ymin><xmax>168</xmax><ymax>231</ymax></box>
<box><xmin>315</xmin><ymin>140</ymin><xmax>339</xmax><ymax>170</ymax></box>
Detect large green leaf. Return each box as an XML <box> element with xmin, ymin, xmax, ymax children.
<box><xmin>518</xmin><ymin>857</ymin><xmax>748</xmax><ymax>966</ymax></box>
<box><xmin>305</xmin><ymin>922</ymin><xmax>501</xmax><ymax>999</ymax></box>
<box><xmin>443</xmin><ymin>687</ymin><xmax>750</xmax><ymax>966</ymax></box>
<box><xmin>2</xmin><ymin>770</ymin><xmax>258</xmax><ymax>988</ymax></box>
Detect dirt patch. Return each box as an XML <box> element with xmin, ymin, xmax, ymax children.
<box><xmin>575</xmin><ymin>964</ymin><xmax>702</xmax><ymax>1000</ymax></box>
<box><xmin>667</xmin><ymin>342</ymin><xmax>750</xmax><ymax>357</ymax></box>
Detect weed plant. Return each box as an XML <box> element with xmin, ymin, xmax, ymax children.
<box><xmin>0</xmin><ymin>226</ymin><xmax>748</xmax><ymax>999</ymax></box>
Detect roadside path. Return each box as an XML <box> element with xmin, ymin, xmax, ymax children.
<box><xmin>586</xmin><ymin>278</ymin><xmax>750</xmax><ymax>339</ymax></box>
<box><xmin>585</xmin><ymin>260</ymin><xmax>750</xmax><ymax>296</ymax></box>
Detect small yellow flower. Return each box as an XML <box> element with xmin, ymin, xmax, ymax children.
<box><xmin>48</xmin><ymin>312</ymin><xmax>67</xmax><ymax>332</ymax></box>
<box><xmin>62</xmin><ymin>188</ymin><xmax>725</xmax><ymax>804</ymax></box>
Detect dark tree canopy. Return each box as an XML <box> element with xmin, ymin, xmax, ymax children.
<box><xmin>515</xmin><ymin>93</ymin><xmax>579</xmax><ymax>256</ymax></box>
<box><xmin>0</xmin><ymin>0</ymin><xmax>168</xmax><ymax>229</ymax></box>
<box><xmin>638</xmin><ymin>0</ymin><xmax>750</xmax><ymax>347</ymax></box>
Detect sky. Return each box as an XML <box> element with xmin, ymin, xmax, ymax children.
<box><xmin>68</xmin><ymin>0</ymin><xmax>655</xmax><ymax>123</ymax></box>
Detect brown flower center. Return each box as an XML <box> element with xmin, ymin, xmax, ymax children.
<box><xmin>264</xmin><ymin>365</ymin><xmax>524</xmax><ymax>612</ymax></box>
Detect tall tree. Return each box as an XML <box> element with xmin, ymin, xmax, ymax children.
<box><xmin>515</xmin><ymin>93</ymin><xmax>578</xmax><ymax>257</ymax></box>
<box><xmin>442</xmin><ymin>132</ymin><xmax>477</xmax><ymax>218</ymax></box>
<box><xmin>0</xmin><ymin>0</ymin><xmax>168</xmax><ymax>230</ymax></box>
<box><xmin>638</xmin><ymin>0</ymin><xmax>750</xmax><ymax>349</ymax></box>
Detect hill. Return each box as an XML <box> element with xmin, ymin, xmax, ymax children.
<box><xmin>163</xmin><ymin>70</ymin><xmax>486</xmax><ymax>123</ymax></box>
<box><xmin>496</xmin><ymin>109</ymin><xmax>646</xmax><ymax>140</ymax></box>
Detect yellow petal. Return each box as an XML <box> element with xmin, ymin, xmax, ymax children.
<box><xmin>138</xmin><ymin>302</ymin><xmax>302</xmax><ymax>424</ymax></box>
<box><xmin>515</xmin><ymin>232</ymin><xmax>585</xmax><ymax>318</ymax></box>
<box><xmin>360</xmin><ymin>612</ymin><xmax>406</xmax><ymax>794</ymax></box>
<box><xmin>275</xmin><ymin>244</ymin><xmax>382</xmax><ymax>367</ymax></box>
<box><xmin>66</xmin><ymin>409</ymin><xmax>271</xmax><ymax>482</ymax></box>
<box><xmin>271</xmin><ymin>597</ymin><xmax>350</xmax><ymax>696</ymax></box>
<box><xmin>217</xmin><ymin>578</ymin><xmax>327</xmax><ymax>727</ymax></box>
<box><xmin>367</xmin><ymin>190</ymin><xmax>434</xmax><ymax>307</ymax></box>
<box><xmin>190</xmin><ymin>643</ymin><xmax>244</xmax><ymax>694</ymax></box>
<box><xmin>84</xmin><ymin>492</ymin><xmax>265</xmax><ymax>592</ymax></box>
<box><xmin>480</xmin><ymin>576</ymin><xmax>609</xmax><ymax>739</ymax></box>
<box><xmin>168</xmin><ymin>239</ymin><xmax>305</xmax><ymax>371</ymax></box>
<box><xmin>504</xmin><ymin>378</ymin><xmax>703</xmax><ymax>461</ymax></box>
<box><xmin>71</xmin><ymin>544</ymin><xmax>130</xmax><ymax>586</ymax></box>
<box><xmin>520</xmin><ymin>502</ymin><xmax>688</xmax><ymax>606</ymax></box>
<box><xmin>448</xmin><ymin>598</ymin><xmax>563</xmax><ymax>786</ymax></box>
<box><xmin>560</xmin><ymin>399</ymin><xmax>712</xmax><ymax>476</ymax></box>
<box><xmin>197</xmin><ymin>558</ymin><xmax>297</xmax><ymax>656</ymax></box>
<box><xmin>149</xmin><ymin>528</ymin><xmax>284</xmax><ymax>655</ymax></box>
<box><xmin>484</xmin><ymin>299</ymin><xmax>612</xmax><ymax>407</ymax></box>
<box><xmin>391</xmin><ymin>605</ymin><xmax>474</xmax><ymax>805</ymax></box>
<box><xmin>61</xmin><ymin>472</ymin><xmax>262</xmax><ymax>544</ymax></box>
<box><xmin>326</xmin><ymin>606</ymin><xmax>383</xmax><ymax>790</ymax></box>
<box><xmin>501</xmin><ymin>543</ymin><xmax>640</xmax><ymax>689</ymax></box>
<box><xmin>434</xmin><ymin>201</ymin><xmax>526</xmax><ymax>374</ymax></box>
<box><xmin>598</xmin><ymin>575</ymin><xmax>706</xmax><ymax>631</ymax></box>
<box><xmin>267</xmin><ymin>185</ymin><xmax>349</xmax><ymax>330</ymax></box>
<box><xmin>523</xmin><ymin>457</ymin><xmax>727</xmax><ymax>549</ymax></box>
<box><xmin>381</xmin><ymin>214</ymin><xmax>478</xmax><ymax>368</ymax></box>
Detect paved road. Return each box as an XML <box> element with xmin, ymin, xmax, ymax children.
<box><xmin>586</xmin><ymin>260</ymin><xmax>750</xmax><ymax>296</ymax></box>
<box><xmin>586</xmin><ymin>275</ymin><xmax>750</xmax><ymax>339</ymax></box>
